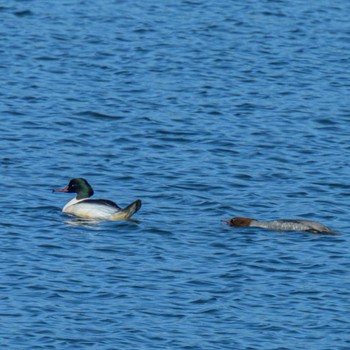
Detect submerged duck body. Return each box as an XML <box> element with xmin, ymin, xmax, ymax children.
<box><xmin>53</xmin><ymin>178</ymin><xmax>141</xmax><ymax>220</ymax></box>
<box><xmin>224</xmin><ymin>217</ymin><xmax>336</xmax><ymax>234</ymax></box>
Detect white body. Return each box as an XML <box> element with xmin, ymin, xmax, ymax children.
<box><xmin>63</xmin><ymin>197</ymin><xmax>124</xmax><ymax>220</ymax></box>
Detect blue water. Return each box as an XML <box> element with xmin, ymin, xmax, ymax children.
<box><xmin>1</xmin><ymin>1</ymin><xmax>350</xmax><ymax>349</ymax></box>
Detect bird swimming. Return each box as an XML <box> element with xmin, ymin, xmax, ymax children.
<box><xmin>223</xmin><ymin>217</ymin><xmax>336</xmax><ymax>234</ymax></box>
<box><xmin>53</xmin><ymin>178</ymin><xmax>141</xmax><ymax>220</ymax></box>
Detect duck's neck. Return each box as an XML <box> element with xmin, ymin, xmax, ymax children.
<box><xmin>251</xmin><ymin>220</ymin><xmax>268</xmax><ymax>228</ymax></box>
<box><xmin>76</xmin><ymin>188</ymin><xmax>93</xmax><ymax>200</ymax></box>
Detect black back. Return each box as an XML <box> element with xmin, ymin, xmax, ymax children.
<box><xmin>81</xmin><ymin>199</ymin><xmax>120</xmax><ymax>209</ymax></box>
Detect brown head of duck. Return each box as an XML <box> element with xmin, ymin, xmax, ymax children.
<box><xmin>223</xmin><ymin>217</ymin><xmax>254</xmax><ymax>227</ymax></box>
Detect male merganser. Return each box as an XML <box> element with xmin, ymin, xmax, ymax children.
<box><xmin>223</xmin><ymin>217</ymin><xmax>336</xmax><ymax>234</ymax></box>
<box><xmin>53</xmin><ymin>178</ymin><xmax>141</xmax><ymax>220</ymax></box>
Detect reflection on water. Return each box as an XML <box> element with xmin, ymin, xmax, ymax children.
<box><xmin>64</xmin><ymin>217</ymin><xmax>141</xmax><ymax>227</ymax></box>
<box><xmin>64</xmin><ymin>218</ymin><xmax>103</xmax><ymax>227</ymax></box>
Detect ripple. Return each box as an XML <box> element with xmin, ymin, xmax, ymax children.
<box><xmin>13</xmin><ymin>10</ymin><xmax>33</xmax><ymax>17</ymax></box>
<box><xmin>75</xmin><ymin>111</ymin><xmax>125</xmax><ymax>120</ymax></box>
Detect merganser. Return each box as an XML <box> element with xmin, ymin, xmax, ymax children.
<box><xmin>53</xmin><ymin>178</ymin><xmax>141</xmax><ymax>220</ymax></box>
<box><xmin>223</xmin><ymin>217</ymin><xmax>336</xmax><ymax>234</ymax></box>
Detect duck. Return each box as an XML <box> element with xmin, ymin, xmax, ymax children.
<box><xmin>53</xmin><ymin>178</ymin><xmax>141</xmax><ymax>220</ymax></box>
<box><xmin>223</xmin><ymin>217</ymin><xmax>336</xmax><ymax>234</ymax></box>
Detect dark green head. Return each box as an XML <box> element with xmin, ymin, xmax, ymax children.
<box><xmin>53</xmin><ymin>178</ymin><xmax>94</xmax><ymax>199</ymax></box>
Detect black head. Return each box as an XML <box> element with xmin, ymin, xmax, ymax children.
<box><xmin>53</xmin><ymin>178</ymin><xmax>94</xmax><ymax>199</ymax></box>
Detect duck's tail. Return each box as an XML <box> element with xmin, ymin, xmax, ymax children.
<box><xmin>307</xmin><ymin>226</ymin><xmax>338</xmax><ymax>235</ymax></box>
<box><xmin>319</xmin><ymin>228</ymin><xmax>338</xmax><ymax>235</ymax></box>
<box><xmin>111</xmin><ymin>199</ymin><xmax>142</xmax><ymax>220</ymax></box>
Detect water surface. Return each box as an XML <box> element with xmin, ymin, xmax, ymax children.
<box><xmin>1</xmin><ymin>1</ymin><xmax>350</xmax><ymax>349</ymax></box>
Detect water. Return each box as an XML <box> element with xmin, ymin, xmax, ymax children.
<box><xmin>1</xmin><ymin>1</ymin><xmax>350</xmax><ymax>349</ymax></box>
